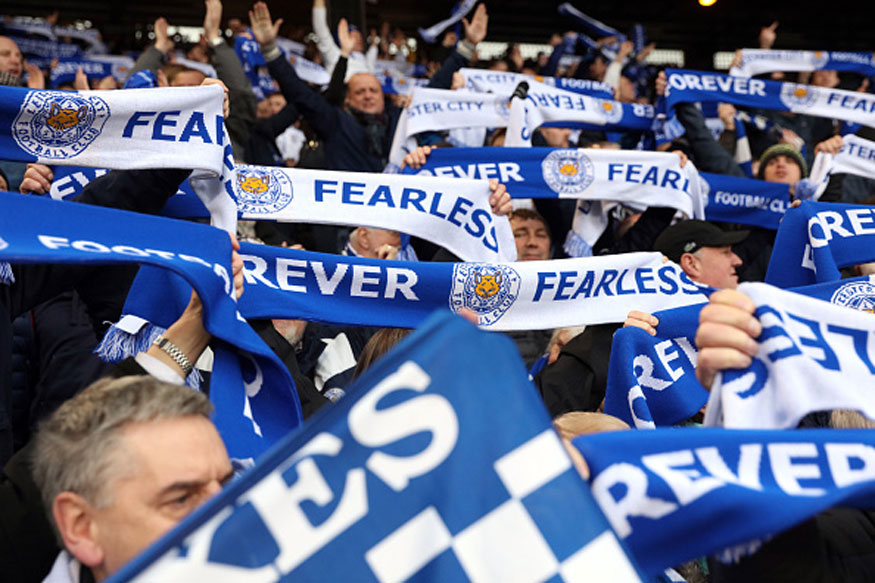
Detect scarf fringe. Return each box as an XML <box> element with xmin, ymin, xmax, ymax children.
<box><xmin>563</xmin><ymin>230</ymin><xmax>594</xmax><ymax>258</ymax></box>
<box><xmin>96</xmin><ymin>320</ymin><xmax>202</xmax><ymax>390</ymax></box>
<box><xmin>0</xmin><ymin>262</ymin><xmax>14</xmax><ymax>285</ymax></box>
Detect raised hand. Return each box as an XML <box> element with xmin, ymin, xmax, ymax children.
<box><xmin>248</xmin><ymin>2</ymin><xmax>283</xmax><ymax>47</ymax></box>
<box><xmin>462</xmin><ymin>4</ymin><xmax>488</xmax><ymax>45</ymax></box>
<box><xmin>204</xmin><ymin>0</ymin><xmax>223</xmax><ymax>43</ymax></box>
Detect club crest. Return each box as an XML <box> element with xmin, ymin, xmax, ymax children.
<box><xmin>233</xmin><ymin>166</ymin><xmax>293</xmax><ymax>215</ymax></box>
<box><xmin>779</xmin><ymin>83</ymin><xmax>819</xmax><ymax>110</ymax></box>
<box><xmin>830</xmin><ymin>280</ymin><xmax>875</xmax><ymax>313</ymax></box>
<box><xmin>541</xmin><ymin>149</ymin><xmax>595</xmax><ymax>195</ymax></box>
<box><xmin>494</xmin><ymin>97</ymin><xmax>512</xmax><ymax>119</ymax></box>
<box><xmin>13</xmin><ymin>92</ymin><xmax>110</xmax><ymax>160</ymax></box>
<box><xmin>811</xmin><ymin>50</ymin><xmax>830</xmax><ymax>69</ymax></box>
<box><xmin>449</xmin><ymin>263</ymin><xmax>520</xmax><ymax>326</ymax></box>
<box><xmin>594</xmin><ymin>98</ymin><xmax>624</xmax><ymax>124</ymax></box>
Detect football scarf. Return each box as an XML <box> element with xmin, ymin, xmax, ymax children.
<box><xmin>108</xmin><ymin>311</ymin><xmax>643</xmax><ymax>583</ymax></box>
<box><xmin>0</xmin><ymin>193</ymin><xmax>303</xmax><ymax>460</ymax></box>
<box><xmin>705</xmin><ymin>281</ymin><xmax>875</xmax><ymax>429</ymax></box>
<box><xmin>730</xmin><ymin>49</ymin><xmax>875</xmax><ymax>78</ymax></box>
<box><xmin>665</xmin><ymin>69</ymin><xmax>875</xmax><ymax>127</ymax></box>
<box><xmin>403</xmin><ymin>146</ymin><xmax>705</xmax><ymax>256</ymax></box>
<box><xmin>575</xmin><ymin>427</ymin><xmax>875</xmax><ymax>580</ymax></box>
<box><xmin>49</xmin><ymin>55</ymin><xmax>136</xmax><ymax>88</ymax></box>
<box><xmin>765</xmin><ymin>200</ymin><xmax>875</xmax><ymax>287</ymax></box>
<box><xmin>557</xmin><ymin>2</ymin><xmax>627</xmax><ymax>43</ymax></box>
<box><xmin>460</xmin><ymin>67</ymin><xmax>614</xmax><ymax>100</ymax></box>
<box><xmin>0</xmin><ymin>84</ymin><xmax>225</xmax><ymax>174</ymax></box>
<box><xmin>231</xmin><ymin>165</ymin><xmax>516</xmax><ymax>263</ymax></box>
<box><xmin>505</xmin><ymin>83</ymin><xmax>656</xmax><ymax>147</ymax></box>
<box><xmin>808</xmin><ymin>134</ymin><xmax>875</xmax><ymax>199</ymax></box>
<box><xmin>700</xmin><ymin>172</ymin><xmax>790</xmax><ymax>230</ymax></box>
<box><xmin>603</xmin><ymin>275</ymin><xmax>875</xmax><ymax>430</ymax></box>
<box><xmin>115</xmin><ymin>246</ymin><xmax>709</xmax><ymax>339</ymax></box>
<box><xmin>417</xmin><ymin>0</ymin><xmax>478</xmax><ymax>43</ymax></box>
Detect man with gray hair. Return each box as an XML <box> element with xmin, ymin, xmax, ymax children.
<box><xmin>32</xmin><ymin>375</ymin><xmax>233</xmax><ymax>582</ymax></box>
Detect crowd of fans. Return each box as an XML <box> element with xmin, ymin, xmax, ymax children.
<box><xmin>0</xmin><ymin>1</ymin><xmax>873</xmax><ymax>582</ymax></box>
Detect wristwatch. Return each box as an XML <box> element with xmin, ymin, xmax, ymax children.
<box><xmin>153</xmin><ymin>336</ymin><xmax>194</xmax><ymax>376</ymax></box>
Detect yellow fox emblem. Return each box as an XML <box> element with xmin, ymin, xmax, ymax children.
<box><xmin>559</xmin><ymin>162</ymin><xmax>578</xmax><ymax>176</ymax></box>
<box><xmin>46</xmin><ymin>103</ymin><xmax>87</xmax><ymax>131</ymax></box>
<box><xmin>238</xmin><ymin>174</ymin><xmax>270</xmax><ymax>195</ymax></box>
<box><xmin>474</xmin><ymin>271</ymin><xmax>502</xmax><ymax>299</ymax></box>
<box><xmin>793</xmin><ymin>87</ymin><xmax>808</xmax><ymax>98</ymax></box>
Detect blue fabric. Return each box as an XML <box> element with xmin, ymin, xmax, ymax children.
<box><xmin>49</xmin><ymin>58</ymin><xmax>113</xmax><ymax>88</ymax></box>
<box><xmin>575</xmin><ymin>427</ymin><xmax>875</xmax><ymax>579</ymax></box>
<box><xmin>47</xmin><ymin>165</ymin><xmax>211</xmax><ymax>219</ymax></box>
<box><xmin>765</xmin><ymin>201</ymin><xmax>875</xmax><ymax>287</ymax></box>
<box><xmin>0</xmin><ymin>193</ymin><xmax>302</xmax><ymax>459</ymax></box>
<box><xmin>603</xmin><ymin>276</ymin><xmax>875</xmax><ymax>429</ymax></box>
<box><xmin>403</xmin><ymin>146</ymin><xmax>689</xmax><ymax>199</ymax></box>
<box><xmin>701</xmin><ymin>172</ymin><xmax>790</xmax><ymax>230</ymax></box>
<box><xmin>604</xmin><ymin>302</ymin><xmax>708</xmax><ymax>429</ymax></box>
<box><xmin>665</xmin><ymin>68</ymin><xmax>875</xmax><ymax>127</ymax></box>
<box><xmin>123</xmin><ymin>70</ymin><xmax>158</xmax><ymax>89</ymax></box>
<box><xmin>108</xmin><ymin>311</ymin><xmax>642</xmax><ymax>582</ymax></box>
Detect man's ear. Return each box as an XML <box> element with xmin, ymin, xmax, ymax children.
<box><xmin>679</xmin><ymin>252</ymin><xmax>700</xmax><ymax>279</ymax></box>
<box><xmin>356</xmin><ymin>227</ymin><xmax>371</xmax><ymax>251</ymax></box>
<box><xmin>53</xmin><ymin>492</ymin><xmax>105</xmax><ymax>568</ymax></box>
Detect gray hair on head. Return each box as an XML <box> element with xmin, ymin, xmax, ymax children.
<box><xmin>32</xmin><ymin>375</ymin><xmax>213</xmax><ymax>539</ymax></box>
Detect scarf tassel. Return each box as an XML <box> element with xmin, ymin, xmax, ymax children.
<box><xmin>96</xmin><ymin>318</ymin><xmax>202</xmax><ymax>390</ymax></box>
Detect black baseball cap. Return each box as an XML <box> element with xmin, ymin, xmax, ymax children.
<box><xmin>654</xmin><ymin>220</ymin><xmax>749</xmax><ymax>263</ymax></box>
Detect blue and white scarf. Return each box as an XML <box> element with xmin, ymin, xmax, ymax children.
<box><xmin>235</xmin><ymin>246</ymin><xmax>709</xmax><ymax>330</ymax></box>
<box><xmin>406</xmin><ymin>146</ymin><xmax>704</xmax><ymax>212</ymax></box>
<box><xmin>2</xmin><ymin>33</ymin><xmax>81</xmax><ymax>59</ymax></box>
<box><xmin>604</xmin><ymin>302</ymin><xmax>708</xmax><ymax>429</ymax></box>
<box><xmin>417</xmin><ymin>0</ymin><xmax>478</xmax><ymax>43</ymax></box>
<box><xmin>557</xmin><ymin>2</ymin><xmax>627</xmax><ymax>44</ymax></box>
<box><xmin>730</xmin><ymin>49</ymin><xmax>875</xmax><ymax>78</ymax></box>
<box><xmin>404</xmin><ymin>146</ymin><xmax>705</xmax><ymax>256</ymax></box>
<box><xmin>765</xmin><ymin>200</ymin><xmax>875</xmax><ymax>287</ymax></box>
<box><xmin>0</xmin><ymin>84</ymin><xmax>237</xmax><ymax>233</ymax></box>
<box><xmin>575</xmin><ymin>427</ymin><xmax>875</xmax><ymax>580</ymax></box>
<box><xmin>506</xmin><ymin>82</ymin><xmax>656</xmax><ymax>147</ymax></box>
<box><xmin>0</xmin><ymin>192</ymin><xmax>302</xmax><ymax>460</ymax></box>
<box><xmin>604</xmin><ymin>275</ymin><xmax>875</xmax><ymax>430</ymax></box>
<box><xmin>0</xmin><ymin>84</ymin><xmax>225</xmax><ymax>174</ymax></box>
<box><xmin>460</xmin><ymin>67</ymin><xmax>614</xmax><ymax>100</ymax></box>
<box><xmin>49</xmin><ymin>55</ymin><xmax>136</xmax><ymax>88</ymax></box>
<box><xmin>665</xmin><ymin>69</ymin><xmax>875</xmax><ymax>127</ymax></box>
<box><xmin>232</xmin><ymin>165</ymin><xmax>515</xmax><ymax>262</ymax></box>
<box><xmin>118</xmin><ymin>244</ymin><xmax>708</xmax><ymax>335</ymax></box>
<box><xmin>108</xmin><ymin>311</ymin><xmax>642</xmax><ymax>582</ymax></box>
<box><xmin>807</xmin><ymin>134</ymin><xmax>875</xmax><ymax>201</ymax></box>
<box><xmin>386</xmin><ymin>87</ymin><xmax>510</xmax><ymax>171</ymax></box>
<box><xmin>378</xmin><ymin>73</ymin><xmax>429</xmax><ymax>96</ymax></box>
<box><xmin>700</xmin><ymin>172</ymin><xmax>790</xmax><ymax>230</ymax></box>
<box><xmin>706</xmin><ymin>281</ymin><xmax>875</xmax><ymax>429</ymax></box>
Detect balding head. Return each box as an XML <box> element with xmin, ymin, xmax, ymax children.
<box><xmin>345</xmin><ymin>73</ymin><xmax>384</xmax><ymax>115</ymax></box>
<box><xmin>0</xmin><ymin>36</ymin><xmax>23</xmax><ymax>78</ymax></box>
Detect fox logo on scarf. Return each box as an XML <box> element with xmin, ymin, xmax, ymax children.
<box><xmin>13</xmin><ymin>92</ymin><xmax>110</xmax><ymax>159</ymax></box>
<box><xmin>830</xmin><ymin>280</ymin><xmax>875</xmax><ymax>312</ymax></box>
<box><xmin>450</xmin><ymin>263</ymin><xmax>521</xmax><ymax>325</ymax></box>
<box><xmin>541</xmin><ymin>149</ymin><xmax>595</xmax><ymax>195</ymax></box>
<box><xmin>233</xmin><ymin>166</ymin><xmax>293</xmax><ymax>215</ymax></box>
<box><xmin>595</xmin><ymin>98</ymin><xmax>624</xmax><ymax>124</ymax></box>
<box><xmin>780</xmin><ymin>83</ymin><xmax>819</xmax><ymax>110</ymax></box>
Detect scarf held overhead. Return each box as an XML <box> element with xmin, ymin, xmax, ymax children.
<box><xmin>664</xmin><ymin>69</ymin><xmax>875</xmax><ymax>127</ymax></box>
<box><xmin>730</xmin><ymin>49</ymin><xmax>875</xmax><ymax>78</ymax></box>
<box><xmin>575</xmin><ymin>427</ymin><xmax>875</xmax><ymax>580</ymax></box>
<box><xmin>0</xmin><ymin>193</ymin><xmax>302</xmax><ymax>459</ymax></box>
<box><xmin>109</xmin><ymin>311</ymin><xmax>643</xmax><ymax>582</ymax></box>
<box><xmin>706</xmin><ymin>281</ymin><xmax>875</xmax><ymax>429</ymax></box>
<box><xmin>235</xmin><ymin>245</ymin><xmax>709</xmax><ymax>330</ymax></box>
